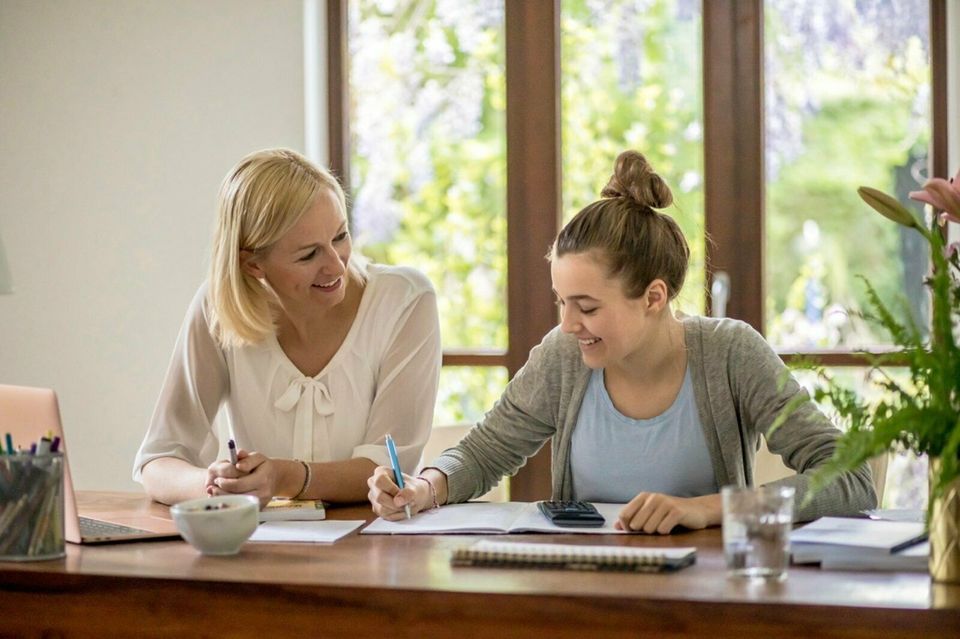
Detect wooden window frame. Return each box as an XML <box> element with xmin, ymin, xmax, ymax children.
<box><xmin>326</xmin><ymin>0</ymin><xmax>949</xmax><ymax>500</ymax></box>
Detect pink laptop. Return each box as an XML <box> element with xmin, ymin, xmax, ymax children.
<box><xmin>0</xmin><ymin>384</ymin><xmax>180</xmax><ymax>544</ymax></box>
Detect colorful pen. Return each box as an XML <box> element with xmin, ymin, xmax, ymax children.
<box><xmin>228</xmin><ymin>438</ymin><xmax>238</xmax><ymax>465</ymax></box>
<box><xmin>385</xmin><ymin>434</ymin><xmax>411</xmax><ymax>519</ymax></box>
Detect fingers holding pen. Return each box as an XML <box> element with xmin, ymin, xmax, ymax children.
<box><xmin>233</xmin><ymin>449</ymin><xmax>265</xmax><ymax>474</ymax></box>
<box><xmin>367</xmin><ymin>466</ymin><xmax>401</xmax><ymax>513</ymax></box>
<box><xmin>367</xmin><ymin>466</ymin><xmax>419</xmax><ymax>519</ymax></box>
<box><xmin>205</xmin><ymin>450</ymin><xmax>251</xmax><ymax>496</ymax></box>
<box><xmin>206</xmin><ymin>450</ymin><xmax>278</xmax><ymax>508</ymax></box>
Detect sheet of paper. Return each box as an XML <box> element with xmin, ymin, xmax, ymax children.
<box><xmin>361</xmin><ymin>502</ymin><xmax>530</xmax><ymax>534</ymax></box>
<box><xmin>249</xmin><ymin>520</ymin><xmax>364</xmax><ymax>543</ymax></box>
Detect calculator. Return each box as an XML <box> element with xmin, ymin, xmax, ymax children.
<box><xmin>537</xmin><ymin>500</ymin><xmax>606</xmax><ymax>528</ymax></box>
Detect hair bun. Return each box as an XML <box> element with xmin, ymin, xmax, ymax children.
<box><xmin>600</xmin><ymin>150</ymin><xmax>673</xmax><ymax>209</ymax></box>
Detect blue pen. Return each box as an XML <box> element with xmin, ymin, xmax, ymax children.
<box><xmin>5</xmin><ymin>433</ymin><xmax>13</xmax><ymax>455</ymax></box>
<box><xmin>385</xmin><ymin>434</ymin><xmax>411</xmax><ymax>520</ymax></box>
<box><xmin>228</xmin><ymin>438</ymin><xmax>238</xmax><ymax>465</ymax></box>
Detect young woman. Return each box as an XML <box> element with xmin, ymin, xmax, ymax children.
<box><xmin>368</xmin><ymin>150</ymin><xmax>875</xmax><ymax>533</ymax></box>
<box><xmin>135</xmin><ymin>149</ymin><xmax>441</xmax><ymax>507</ymax></box>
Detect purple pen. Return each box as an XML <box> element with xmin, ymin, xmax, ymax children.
<box><xmin>228</xmin><ymin>439</ymin><xmax>238</xmax><ymax>465</ymax></box>
<box><xmin>50</xmin><ymin>436</ymin><xmax>61</xmax><ymax>453</ymax></box>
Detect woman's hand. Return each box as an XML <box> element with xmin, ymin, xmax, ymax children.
<box><xmin>207</xmin><ymin>449</ymin><xmax>283</xmax><ymax>508</ymax></box>
<box><xmin>615</xmin><ymin>492</ymin><xmax>721</xmax><ymax>534</ymax></box>
<box><xmin>367</xmin><ymin>466</ymin><xmax>431</xmax><ymax>520</ymax></box>
<box><xmin>204</xmin><ymin>451</ymin><xmax>248</xmax><ymax>496</ymax></box>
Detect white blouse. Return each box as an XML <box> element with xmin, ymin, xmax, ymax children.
<box><xmin>133</xmin><ymin>264</ymin><xmax>441</xmax><ymax>479</ymax></box>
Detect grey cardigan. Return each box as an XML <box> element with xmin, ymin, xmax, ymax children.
<box><xmin>430</xmin><ymin>315</ymin><xmax>876</xmax><ymax>522</ymax></box>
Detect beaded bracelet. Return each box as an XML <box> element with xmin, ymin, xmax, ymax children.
<box><xmin>416</xmin><ymin>475</ymin><xmax>440</xmax><ymax>510</ymax></box>
<box><xmin>293</xmin><ymin>460</ymin><xmax>312</xmax><ymax>499</ymax></box>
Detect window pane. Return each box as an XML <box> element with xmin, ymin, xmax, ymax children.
<box><xmin>560</xmin><ymin>0</ymin><xmax>705</xmax><ymax>315</ymax></box>
<box><xmin>433</xmin><ymin>366</ymin><xmax>508</xmax><ymax>426</ymax></box>
<box><xmin>348</xmin><ymin>0</ymin><xmax>507</xmax><ymax>350</ymax></box>
<box><xmin>793</xmin><ymin>366</ymin><xmax>927</xmax><ymax>510</ymax></box>
<box><xmin>764</xmin><ymin>0</ymin><xmax>931</xmax><ymax>349</ymax></box>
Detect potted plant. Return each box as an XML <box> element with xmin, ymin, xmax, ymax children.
<box><xmin>772</xmin><ymin>168</ymin><xmax>960</xmax><ymax>583</ymax></box>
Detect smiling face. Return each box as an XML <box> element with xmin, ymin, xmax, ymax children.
<box><xmin>550</xmin><ymin>250</ymin><xmax>667</xmax><ymax>371</ymax></box>
<box><xmin>241</xmin><ymin>188</ymin><xmax>352</xmax><ymax>318</ymax></box>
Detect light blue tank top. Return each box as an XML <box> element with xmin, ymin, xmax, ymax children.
<box><xmin>570</xmin><ymin>368</ymin><xmax>718</xmax><ymax>502</ymax></box>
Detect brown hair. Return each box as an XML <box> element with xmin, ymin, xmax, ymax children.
<box><xmin>551</xmin><ymin>150</ymin><xmax>689</xmax><ymax>300</ymax></box>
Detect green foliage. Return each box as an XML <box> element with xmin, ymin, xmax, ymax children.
<box><xmin>350</xmin><ymin>1</ymin><xmax>508</xmax><ymax>357</ymax></box>
<box><xmin>764</xmin><ymin>5</ymin><xmax>931</xmax><ymax>349</ymax></box>
<box><xmin>348</xmin><ymin>1</ymin><xmax>509</xmax><ymax>423</ymax></box>
<box><xmin>560</xmin><ymin>0</ymin><xmax>705</xmax><ymax>315</ymax></box>
<box><xmin>772</xmin><ymin>207</ymin><xmax>960</xmax><ymax>521</ymax></box>
<box><xmin>765</xmin><ymin>97</ymin><xmax>925</xmax><ymax>343</ymax></box>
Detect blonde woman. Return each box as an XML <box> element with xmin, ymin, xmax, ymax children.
<box><xmin>135</xmin><ymin>149</ymin><xmax>441</xmax><ymax>507</ymax></box>
<box><xmin>369</xmin><ymin>150</ymin><xmax>875</xmax><ymax>532</ymax></box>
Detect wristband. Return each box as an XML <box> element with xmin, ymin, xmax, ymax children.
<box><xmin>416</xmin><ymin>475</ymin><xmax>440</xmax><ymax>510</ymax></box>
<box><xmin>293</xmin><ymin>460</ymin><xmax>312</xmax><ymax>499</ymax></box>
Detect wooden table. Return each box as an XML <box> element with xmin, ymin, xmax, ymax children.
<box><xmin>1</xmin><ymin>492</ymin><xmax>958</xmax><ymax>638</ymax></box>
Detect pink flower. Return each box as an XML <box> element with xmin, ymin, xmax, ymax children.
<box><xmin>947</xmin><ymin>241</ymin><xmax>959</xmax><ymax>261</ymax></box>
<box><xmin>939</xmin><ymin>212</ymin><xmax>960</xmax><ymax>227</ymax></box>
<box><xmin>909</xmin><ymin>168</ymin><xmax>960</xmax><ymax>224</ymax></box>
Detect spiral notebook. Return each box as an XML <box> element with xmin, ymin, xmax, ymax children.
<box><xmin>451</xmin><ymin>540</ymin><xmax>697</xmax><ymax>572</ymax></box>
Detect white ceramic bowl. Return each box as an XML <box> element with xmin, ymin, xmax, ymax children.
<box><xmin>170</xmin><ymin>495</ymin><xmax>259</xmax><ymax>555</ymax></box>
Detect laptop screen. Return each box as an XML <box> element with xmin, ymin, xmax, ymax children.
<box><xmin>0</xmin><ymin>384</ymin><xmax>179</xmax><ymax>543</ymax></box>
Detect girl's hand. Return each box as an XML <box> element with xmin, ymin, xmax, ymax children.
<box><xmin>615</xmin><ymin>492</ymin><xmax>720</xmax><ymax>534</ymax></box>
<box><xmin>366</xmin><ymin>466</ymin><xmax>430</xmax><ymax>520</ymax></box>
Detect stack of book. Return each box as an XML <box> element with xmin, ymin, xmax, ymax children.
<box><xmin>258</xmin><ymin>499</ymin><xmax>325</xmax><ymax>522</ymax></box>
<box><xmin>789</xmin><ymin>517</ymin><xmax>928</xmax><ymax>572</ymax></box>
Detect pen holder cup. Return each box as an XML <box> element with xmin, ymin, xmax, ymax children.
<box><xmin>0</xmin><ymin>453</ymin><xmax>66</xmax><ymax>561</ymax></box>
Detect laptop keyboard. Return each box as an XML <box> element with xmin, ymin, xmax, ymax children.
<box><xmin>79</xmin><ymin>516</ymin><xmax>149</xmax><ymax>538</ymax></box>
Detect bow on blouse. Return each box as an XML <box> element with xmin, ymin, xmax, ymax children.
<box><xmin>274</xmin><ymin>377</ymin><xmax>334</xmax><ymax>461</ymax></box>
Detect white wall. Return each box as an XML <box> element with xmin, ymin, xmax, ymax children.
<box><xmin>0</xmin><ymin>0</ymin><xmax>307</xmax><ymax>490</ymax></box>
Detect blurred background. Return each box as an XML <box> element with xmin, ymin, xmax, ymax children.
<box><xmin>1</xmin><ymin>0</ymin><xmax>957</xmax><ymax>508</ymax></box>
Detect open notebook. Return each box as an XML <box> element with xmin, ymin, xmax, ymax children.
<box><xmin>362</xmin><ymin>501</ymin><xmax>629</xmax><ymax>535</ymax></box>
<box><xmin>452</xmin><ymin>539</ymin><xmax>697</xmax><ymax>572</ymax></box>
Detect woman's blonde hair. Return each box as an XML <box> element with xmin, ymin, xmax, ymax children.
<box><xmin>208</xmin><ymin>148</ymin><xmax>364</xmax><ymax>348</ymax></box>
<box><xmin>551</xmin><ymin>150</ymin><xmax>689</xmax><ymax>300</ymax></box>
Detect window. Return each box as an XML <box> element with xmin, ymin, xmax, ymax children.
<box><xmin>561</xmin><ymin>0</ymin><xmax>705</xmax><ymax>315</ymax></box>
<box><xmin>764</xmin><ymin>0</ymin><xmax>932</xmax><ymax>350</ymax></box>
<box><xmin>346</xmin><ymin>0</ymin><xmax>508</xmax><ymax>424</ymax></box>
<box><xmin>327</xmin><ymin>0</ymin><xmax>949</xmax><ymax>503</ymax></box>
